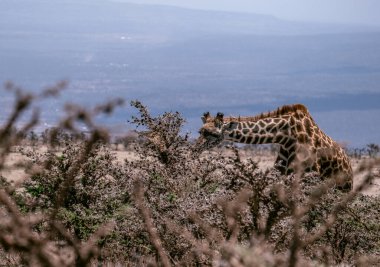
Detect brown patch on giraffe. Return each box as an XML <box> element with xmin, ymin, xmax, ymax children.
<box><xmin>259</xmin><ymin>121</ymin><xmax>266</xmax><ymax>128</ymax></box>
<box><xmin>296</xmin><ymin>123</ymin><xmax>304</xmax><ymax>132</ymax></box>
<box><xmin>278</xmin><ymin>120</ymin><xmax>286</xmax><ymax>130</ymax></box>
<box><xmin>275</xmin><ymin>135</ymin><xmax>287</xmax><ymax>144</ymax></box>
<box><xmin>314</xmin><ymin>136</ymin><xmax>321</xmax><ymax>147</ymax></box>
<box><xmin>283</xmin><ymin>137</ymin><xmax>293</xmax><ymax>147</ymax></box>
<box><xmin>252</xmin><ymin>124</ymin><xmax>260</xmax><ymax>133</ymax></box>
<box><xmin>242</xmin><ymin>128</ymin><xmax>250</xmax><ymax>135</ymax></box>
<box><xmin>289</xmin><ymin>116</ymin><xmax>296</xmax><ymax>126</ymax></box>
<box><xmin>266</xmin><ymin>123</ymin><xmax>276</xmax><ymax>133</ymax></box>
<box><xmin>304</xmin><ymin>118</ymin><xmax>313</xmax><ymax>136</ymax></box>
<box><xmin>252</xmin><ymin>136</ymin><xmax>259</xmax><ymax>144</ymax></box>
<box><xmin>298</xmin><ymin>133</ymin><xmax>309</xmax><ymax>143</ymax></box>
<box><xmin>259</xmin><ymin>136</ymin><xmax>266</xmax><ymax>143</ymax></box>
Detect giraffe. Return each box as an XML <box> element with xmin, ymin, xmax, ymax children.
<box><xmin>197</xmin><ymin>104</ymin><xmax>353</xmax><ymax>192</ymax></box>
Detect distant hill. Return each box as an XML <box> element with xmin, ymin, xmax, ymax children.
<box><xmin>1</xmin><ymin>0</ymin><xmax>378</xmax><ymax>37</ymax></box>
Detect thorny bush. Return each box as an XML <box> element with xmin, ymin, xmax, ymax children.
<box><xmin>0</xmin><ymin>86</ymin><xmax>379</xmax><ymax>266</ymax></box>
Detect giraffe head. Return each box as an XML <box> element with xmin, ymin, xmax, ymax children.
<box><xmin>196</xmin><ymin>112</ymin><xmax>225</xmax><ymax>149</ymax></box>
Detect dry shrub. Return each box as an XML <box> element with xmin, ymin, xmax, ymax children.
<box><xmin>0</xmin><ymin>85</ymin><xmax>379</xmax><ymax>266</ymax></box>
<box><xmin>122</xmin><ymin>101</ymin><xmax>380</xmax><ymax>266</ymax></box>
<box><xmin>0</xmin><ymin>82</ymin><xmax>122</xmax><ymax>266</ymax></box>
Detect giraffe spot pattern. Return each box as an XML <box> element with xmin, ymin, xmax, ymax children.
<box><xmin>199</xmin><ymin>104</ymin><xmax>353</xmax><ymax>192</ymax></box>
<box><xmin>242</xmin><ymin>128</ymin><xmax>250</xmax><ymax>135</ymax></box>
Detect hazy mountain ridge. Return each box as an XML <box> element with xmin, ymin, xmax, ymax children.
<box><xmin>1</xmin><ymin>0</ymin><xmax>379</xmax><ymax>37</ymax></box>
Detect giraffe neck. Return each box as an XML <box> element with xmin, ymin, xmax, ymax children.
<box><xmin>221</xmin><ymin>115</ymin><xmax>302</xmax><ymax>176</ymax></box>
<box><xmin>222</xmin><ymin>117</ymin><xmax>294</xmax><ymax>146</ymax></box>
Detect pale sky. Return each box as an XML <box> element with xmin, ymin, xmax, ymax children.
<box><xmin>116</xmin><ymin>0</ymin><xmax>380</xmax><ymax>26</ymax></box>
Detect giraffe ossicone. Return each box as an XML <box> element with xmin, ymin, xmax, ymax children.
<box><xmin>198</xmin><ymin>104</ymin><xmax>353</xmax><ymax>192</ymax></box>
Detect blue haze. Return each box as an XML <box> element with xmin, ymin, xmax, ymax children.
<box><xmin>1</xmin><ymin>0</ymin><xmax>380</xmax><ymax>147</ymax></box>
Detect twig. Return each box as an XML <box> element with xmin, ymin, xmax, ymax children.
<box><xmin>133</xmin><ymin>181</ymin><xmax>172</xmax><ymax>267</ymax></box>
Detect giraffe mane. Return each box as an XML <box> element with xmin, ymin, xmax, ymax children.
<box><xmin>223</xmin><ymin>104</ymin><xmax>309</xmax><ymax>122</ymax></box>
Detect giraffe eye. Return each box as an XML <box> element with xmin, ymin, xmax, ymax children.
<box><xmin>215</xmin><ymin>121</ymin><xmax>223</xmax><ymax>128</ymax></box>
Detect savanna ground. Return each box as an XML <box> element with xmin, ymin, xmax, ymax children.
<box><xmin>0</xmin><ymin>84</ymin><xmax>379</xmax><ymax>266</ymax></box>
<box><xmin>3</xmin><ymin>145</ymin><xmax>379</xmax><ymax>197</ymax></box>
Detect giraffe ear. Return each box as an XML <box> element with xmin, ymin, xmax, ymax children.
<box><xmin>216</xmin><ymin>112</ymin><xmax>224</xmax><ymax>120</ymax></box>
<box><xmin>215</xmin><ymin>112</ymin><xmax>224</xmax><ymax>127</ymax></box>
<box><xmin>201</xmin><ymin>112</ymin><xmax>210</xmax><ymax>123</ymax></box>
